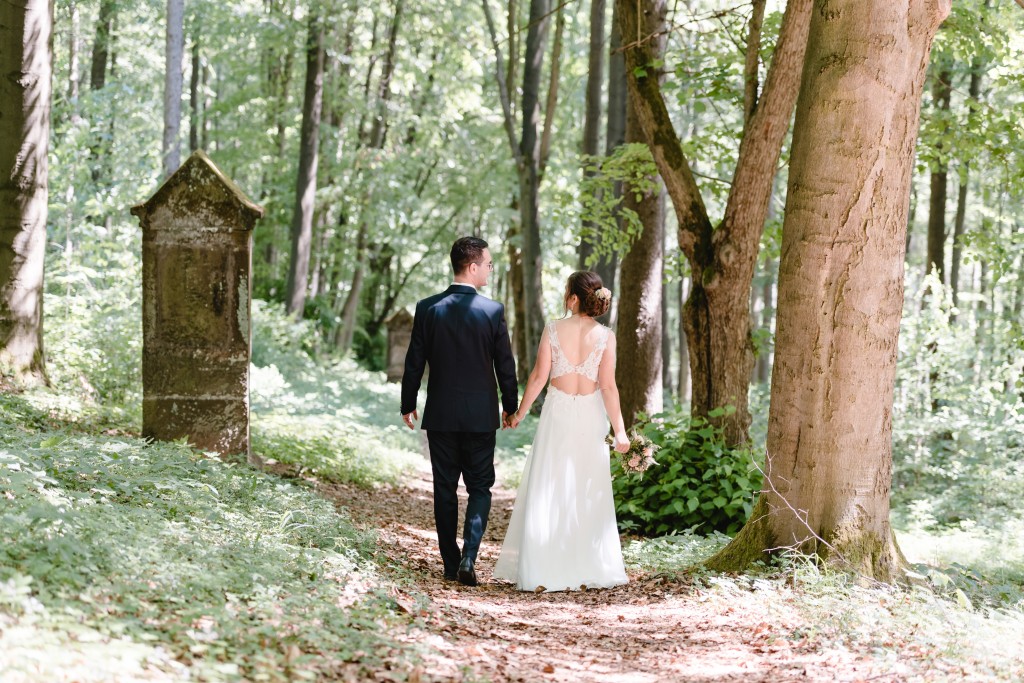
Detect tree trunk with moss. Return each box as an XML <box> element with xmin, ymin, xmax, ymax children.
<box><xmin>0</xmin><ymin>0</ymin><xmax>52</xmax><ymax>384</ymax></box>
<box><xmin>706</xmin><ymin>0</ymin><xmax>950</xmax><ymax>581</ymax></box>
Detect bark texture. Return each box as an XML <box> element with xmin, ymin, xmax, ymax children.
<box><xmin>615</xmin><ymin>0</ymin><xmax>812</xmax><ymax>446</ymax></box>
<box><xmin>0</xmin><ymin>0</ymin><xmax>52</xmax><ymax>382</ymax></box>
<box><xmin>615</xmin><ymin>0</ymin><xmax>665</xmax><ymax>428</ymax></box>
<box><xmin>707</xmin><ymin>0</ymin><xmax>950</xmax><ymax>581</ymax></box>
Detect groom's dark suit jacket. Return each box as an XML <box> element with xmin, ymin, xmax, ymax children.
<box><xmin>401</xmin><ymin>284</ymin><xmax>518</xmax><ymax>432</ymax></box>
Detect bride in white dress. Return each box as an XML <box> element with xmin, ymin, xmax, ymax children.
<box><xmin>493</xmin><ymin>271</ymin><xmax>630</xmax><ymax>592</ymax></box>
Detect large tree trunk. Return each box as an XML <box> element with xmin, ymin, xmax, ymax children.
<box><xmin>517</xmin><ymin>0</ymin><xmax>551</xmax><ymax>372</ymax></box>
<box><xmin>707</xmin><ymin>0</ymin><xmax>950</xmax><ymax>581</ymax></box>
<box><xmin>284</xmin><ymin>16</ymin><xmax>325</xmax><ymax>316</ymax></box>
<box><xmin>615</xmin><ymin>0</ymin><xmax>665</xmax><ymax>428</ymax></box>
<box><xmin>0</xmin><ymin>0</ymin><xmax>52</xmax><ymax>383</ymax></box>
<box><xmin>163</xmin><ymin>0</ymin><xmax>185</xmax><ymax>177</ymax></box>
<box><xmin>616</xmin><ymin>0</ymin><xmax>812</xmax><ymax>446</ymax></box>
<box><xmin>925</xmin><ymin>67</ymin><xmax>951</xmax><ymax>283</ymax></box>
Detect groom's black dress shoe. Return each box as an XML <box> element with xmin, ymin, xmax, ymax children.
<box><xmin>443</xmin><ymin>572</ymin><xmax>458</xmax><ymax>582</ymax></box>
<box><xmin>457</xmin><ymin>557</ymin><xmax>478</xmax><ymax>586</ymax></box>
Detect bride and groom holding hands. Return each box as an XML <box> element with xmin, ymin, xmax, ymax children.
<box><xmin>401</xmin><ymin>236</ymin><xmax>631</xmax><ymax>592</ymax></box>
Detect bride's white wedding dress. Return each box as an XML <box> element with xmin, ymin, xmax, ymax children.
<box><xmin>493</xmin><ymin>319</ymin><xmax>628</xmax><ymax>592</ymax></box>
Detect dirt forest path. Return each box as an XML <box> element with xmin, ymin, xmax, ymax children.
<box><xmin>311</xmin><ymin>462</ymin><xmax>904</xmax><ymax>683</ymax></box>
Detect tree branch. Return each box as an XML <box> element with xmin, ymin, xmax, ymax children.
<box><xmin>538</xmin><ymin>1</ymin><xmax>565</xmax><ymax>178</ymax></box>
<box><xmin>615</xmin><ymin>0</ymin><xmax>711</xmax><ymax>260</ymax></box>
<box><xmin>742</xmin><ymin>0</ymin><xmax>766</xmax><ymax>125</ymax></box>
<box><xmin>720</xmin><ymin>0</ymin><xmax>811</xmax><ymax>256</ymax></box>
<box><xmin>482</xmin><ymin>0</ymin><xmax>524</xmax><ymax>168</ymax></box>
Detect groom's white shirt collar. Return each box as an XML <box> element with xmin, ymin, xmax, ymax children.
<box><xmin>450</xmin><ymin>281</ymin><xmax>477</xmax><ymax>291</ymax></box>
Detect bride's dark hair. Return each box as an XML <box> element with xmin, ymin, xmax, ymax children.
<box><xmin>564</xmin><ymin>271</ymin><xmax>611</xmax><ymax>317</ymax></box>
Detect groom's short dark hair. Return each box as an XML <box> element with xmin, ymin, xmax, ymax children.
<box><xmin>451</xmin><ymin>236</ymin><xmax>489</xmax><ymax>274</ymax></box>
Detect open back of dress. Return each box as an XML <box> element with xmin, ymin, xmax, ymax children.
<box><xmin>547</xmin><ymin>318</ymin><xmax>609</xmax><ymax>396</ymax></box>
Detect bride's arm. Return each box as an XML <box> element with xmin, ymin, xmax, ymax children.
<box><xmin>510</xmin><ymin>327</ymin><xmax>551</xmax><ymax>426</ymax></box>
<box><xmin>598</xmin><ymin>333</ymin><xmax>629</xmax><ymax>452</ymax></box>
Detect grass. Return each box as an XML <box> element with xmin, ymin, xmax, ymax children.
<box><xmin>0</xmin><ymin>294</ymin><xmax>433</xmax><ymax>682</ymax></box>
<box><xmin>0</xmin><ymin>392</ymin><xmax>419</xmax><ymax>682</ymax></box>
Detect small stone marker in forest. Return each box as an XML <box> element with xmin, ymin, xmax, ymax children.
<box><xmin>131</xmin><ymin>150</ymin><xmax>264</xmax><ymax>457</ymax></box>
<box><xmin>385</xmin><ymin>308</ymin><xmax>414</xmax><ymax>383</ymax></box>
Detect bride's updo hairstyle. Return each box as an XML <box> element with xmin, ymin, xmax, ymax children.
<box><xmin>565</xmin><ymin>271</ymin><xmax>612</xmax><ymax>318</ymax></box>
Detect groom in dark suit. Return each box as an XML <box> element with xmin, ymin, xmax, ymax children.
<box><xmin>401</xmin><ymin>236</ymin><xmax>519</xmax><ymax>585</ymax></box>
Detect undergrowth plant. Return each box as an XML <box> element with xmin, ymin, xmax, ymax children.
<box><xmin>613</xmin><ymin>406</ymin><xmax>762</xmax><ymax>536</ymax></box>
<box><xmin>0</xmin><ymin>393</ymin><xmax>417</xmax><ymax>681</ymax></box>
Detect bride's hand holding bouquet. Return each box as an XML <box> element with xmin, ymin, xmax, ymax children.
<box><xmin>606</xmin><ymin>429</ymin><xmax>659</xmax><ymax>476</ymax></box>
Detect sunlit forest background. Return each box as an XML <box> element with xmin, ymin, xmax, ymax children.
<box><xmin>2</xmin><ymin>0</ymin><xmax>1023</xmax><ymax>679</ymax></box>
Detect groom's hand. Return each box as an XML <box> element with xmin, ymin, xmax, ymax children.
<box><xmin>402</xmin><ymin>410</ymin><xmax>418</xmax><ymax>429</ymax></box>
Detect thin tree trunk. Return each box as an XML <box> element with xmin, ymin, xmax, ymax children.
<box><xmin>616</xmin><ymin>0</ymin><xmax>812</xmax><ymax>446</ymax></box>
<box><xmin>661</xmin><ymin>220</ymin><xmax>673</xmax><ymax>399</ymax></box>
<box><xmin>0</xmin><ymin>0</ymin><xmax>52</xmax><ymax>383</ymax></box>
<box><xmin>707</xmin><ymin>0</ymin><xmax>949</xmax><ymax>580</ymax></box>
<box><xmin>924</xmin><ymin>68</ymin><xmax>951</xmax><ymax>410</ymax></box>
<box><xmin>68</xmin><ymin>1</ymin><xmax>80</xmax><ymax>116</ymax></box>
<box><xmin>925</xmin><ymin>68</ymin><xmax>951</xmax><ymax>284</ymax></box>
<box><xmin>284</xmin><ymin>15</ymin><xmax>325</xmax><ymax>316</ymax></box>
<box><xmin>189</xmin><ymin>30</ymin><xmax>201</xmax><ymax>153</ymax></box>
<box><xmin>951</xmin><ymin>67</ymin><xmax>982</xmax><ymax>319</ymax></box>
<box><xmin>90</xmin><ymin>0</ymin><xmax>114</xmax><ymax>90</ymax></box>
<box><xmin>369</xmin><ymin>0</ymin><xmax>403</xmax><ymax>149</ymax></box>
<box><xmin>597</xmin><ymin>0</ymin><xmax>626</xmax><ymax>309</ymax></box>
<box><xmin>336</xmin><ymin>223</ymin><xmax>367</xmax><ymax>352</ymax></box>
<box><xmin>517</xmin><ymin>0</ymin><xmax>552</xmax><ymax>372</ymax></box>
<box><xmin>538</xmin><ymin>3</ymin><xmax>564</xmax><ymax>176</ymax></box>
<box><xmin>755</xmin><ymin>255</ymin><xmax>775</xmax><ymax>384</ymax></box>
<box><xmin>163</xmin><ymin>0</ymin><xmax>185</xmax><ymax>177</ymax></box>
<box><xmin>88</xmin><ymin>0</ymin><xmax>114</xmax><ymax>184</ymax></box>
<box><xmin>507</xmin><ymin>201</ymin><xmax>529</xmax><ymax>384</ymax></box>
<box><xmin>677</xmin><ymin>276</ymin><xmax>690</xmax><ymax>402</ymax></box>
<box><xmin>578</xmin><ymin>0</ymin><xmax>605</xmax><ymax>270</ymax></box>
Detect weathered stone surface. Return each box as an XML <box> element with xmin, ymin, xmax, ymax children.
<box><xmin>132</xmin><ymin>150</ymin><xmax>263</xmax><ymax>456</ymax></box>
<box><xmin>143</xmin><ymin>397</ymin><xmax>250</xmax><ymax>454</ymax></box>
<box><xmin>385</xmin><ymin>308</ymin><xmax>414</xmax><ymax>383</ymax></box>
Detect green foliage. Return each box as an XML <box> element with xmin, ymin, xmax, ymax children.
<box><xmin>561</xmin><ymin>143</ymin><xmax>659</xmax><ymax>269</ymax></box>
<box><xmin>44</xmin><ymin>225</ymin><xmax>144</xmax><ymax>417</ymax></box>
<box><xmin>613</xmin><ymin>406</ymin><xmax>762</xmax><ymax>536</ymax></box>
<box><xmin>0</xmin><ymin>393</ymin><xmax>416</xmax><ymax>681</ymax></box>
<box><xmin>892</xmin><ymin>276</ymin><xmax>1024</xmax><ymax>529</ymax></box>
<box><xmin>249</xmin><ymin>299</ymin><xmax>422</xmax><ymax>487</ymax></box>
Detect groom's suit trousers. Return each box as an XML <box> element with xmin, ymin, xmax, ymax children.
<box><xmin>427</xmin><ymin>430</ymin><xmax>496</xmax><ymax>574</ymax></box>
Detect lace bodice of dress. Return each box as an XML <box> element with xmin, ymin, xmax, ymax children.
<box><xmin>548</xmin><ymin>320</ymin><xmax>609</xmax><ymax>383</ymax></box>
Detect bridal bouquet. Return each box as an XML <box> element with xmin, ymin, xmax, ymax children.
<box><xmin>606</xmin><ymin>430</ymin><xmax>659</xmax><ymax>476</ymax></box>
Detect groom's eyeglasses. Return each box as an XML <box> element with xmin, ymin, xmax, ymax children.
<box><xmin>476</xmin><ymin>261</ymin><xmax>494</xmax><ymax>271</ymax></box>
